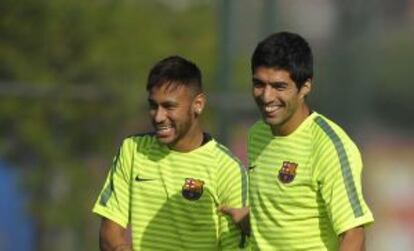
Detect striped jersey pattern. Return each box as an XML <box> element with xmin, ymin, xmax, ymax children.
<box><xmin>248</xmin><ymin>112</ymin><xmax>374</xmax><ymax>251</ymax></box>
<box><xmin>93</xmin><ymin>133</ymin><xmax>248</xmax><ymax>250</ymax></box>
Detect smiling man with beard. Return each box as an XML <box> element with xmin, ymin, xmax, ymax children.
<box><xmin>92</xmin><ymin>56</ymin><xmax>248</xmax><ymax>251</ymax></box>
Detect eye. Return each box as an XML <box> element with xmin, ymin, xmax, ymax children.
<box><xmin>252</xmin><ymin>79</ymin><xmax>265</xmax><ymax>88</ymax></box>
<box><xmin>148</xmin><ymin>100</ymin><xmax>157</xmax><ymax>110</ymax></box>
<box><xmin>271</xmin><ymin>82</ymin><xmax>288</xmax><ymax>90</ymax></box>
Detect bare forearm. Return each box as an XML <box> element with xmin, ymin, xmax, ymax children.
<box><xmin>99</xmin><ymin>218</ymin><xmax>132</xmax><ymax>251</ymax></box>
<box><xmin>338</xmin><ymin>226</ymin><xmax>365</xmax><ymax>251</ymax></box>
<box><xmin>100</xmin><ymin>241</ymin><xmax>132</xmax><ymax>251</ymax></box>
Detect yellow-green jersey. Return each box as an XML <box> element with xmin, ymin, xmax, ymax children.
<box><xmin>93</xmin><ymin>133</ymin><xmax>248</xmax><ymax>250</ymax></box>
<box><xmin>248</xmin><ymin>112</ymin><xmax>374</xmax><ymax>250</ymax></box>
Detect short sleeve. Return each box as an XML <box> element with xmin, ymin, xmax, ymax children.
<box><xmin>92</xmin><ymin>138</ymin><xmax>134</xmax><ymax>228</ymax></box>
<box><xmin>315</xmin><ymin>137</ymin><xmax>374</xmax><ymax>235</ymax></box>
<box><xmin>217</xmin><ymin>158</ymin><xmax>248</xmax><ymax>208</ymax></box>
<box><xmin>215</xmin><ymin>146</ymin><xmax>249</xmax><ymax>250</ymax></box>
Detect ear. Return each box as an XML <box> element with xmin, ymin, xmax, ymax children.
<box><xmin>193</xmin><ymin>93</ymin><xmax>206</xmax><ymax>116</ymax></box>
<box><xmin>299</xmin><ymin>79</ymin><xmax>312</xmax><ymax>99</ymax></box>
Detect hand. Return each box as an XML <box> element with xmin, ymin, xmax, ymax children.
<box><xmin>219</xmin><ymin>206</ymin><xmax>250</xmax><ymax>235</ymax></box>
<box><xmin>219</xmin><ymin>206</ymin><xmax>249</xmax><ymax>224</ymax></box>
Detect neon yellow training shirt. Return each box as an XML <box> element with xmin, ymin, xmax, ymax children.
<box><xmin>93</xmin><ymin>133</ymin><xmax>248</xmax><ymax>250</ymax></box>
<box><xmin>248</xmin><ymin>112</ymin><xmax>374</xmax><ymax>250</ymax></box>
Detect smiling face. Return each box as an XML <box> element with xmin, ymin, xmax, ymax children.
<box><xmin>148</xmin><ymin>82</ymin><xmax>205</xmax><ymax>151</ymax></box>
<box><xmin>252</xmin><ymin>67</ymin><xmax>311</xmax><ymax>136</ymax></box>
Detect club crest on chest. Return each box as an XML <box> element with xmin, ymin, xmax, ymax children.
<box><xmin>182</xmin><ymin>178</ymin><xmax>204</xmax><ymax>201</ymax></box>
<box><xmin>278</xmin><ymin>161</ymin><xmax>298</xmax><ymax>184</ymax></box>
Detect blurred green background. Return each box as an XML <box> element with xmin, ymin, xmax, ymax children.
<box><xmin>1</xmin><ymin>0</ymin><xmax>413</xmax><ymax>250</ymax></box>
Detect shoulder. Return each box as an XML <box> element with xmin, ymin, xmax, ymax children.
<box><xmin>248</xmin><ymin>120</ymin><xmax>268</xmax><ymax>135</ymax></box>
<box><xmin>208</xmin><ymin>140</ymin><xmax>244</xmax><ymax>168</ymax></box>
<box><xmin>120</xmin><ymin>132</ymin><xmax>157</xmax><ymax>152</ymax></box>
<box><xmin>248</xmin><ymin>120</ymin><xmax>272</xmax><ymax>143</ymax></box>
<box><xmin>310</xmin><ymin>113</ymin><xmax>355</xmax><ymax>144</ymax></box>
<box><xmin>309</xmin><ymin>113</ymin><xmax>360</xmax><ymax>158</ymax></box>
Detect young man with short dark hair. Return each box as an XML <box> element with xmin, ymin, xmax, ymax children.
<box><xmin>93</xmin><ymin>56</ymin><xmax>248</xmax><ymax>250</ymax></box>
<box><xmin>224</xmin><ymin>32</ymin><xmax>374</xmax><ymax>250</ymax></box>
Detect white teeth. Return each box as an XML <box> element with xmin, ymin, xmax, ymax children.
<box><xmin>156</xmin><ymin>126</ymin><xmax>173</xmax><ymax>137</ymax></box>
<box><xmin>264</xmin><ymin>105</ymin><xmax>280</xmax><ymax>112</ymax></box>
<box><xmin>156</xmin><ymin>126</ymin><xmax>172</xmax><ymax>131</ymax></box>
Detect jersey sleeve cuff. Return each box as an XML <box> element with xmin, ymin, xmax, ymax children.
<box><xmin>336</xmin><ymin>214</ymin><xmax>374</xmax><ymax>235</ymax></box>
<box><xmin>92</xmin><ymin>205</ymin><xmax>128</xmax><ymax>229</ymax></box>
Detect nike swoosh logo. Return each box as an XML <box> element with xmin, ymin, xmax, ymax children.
<box><xmin>135</xmin><ymin>176</ymin><xmax>155</xmax><ymax>182</ymax></box>
<box><xmin>248</xmin><ymin>165</ymin><xmax>256</xmax><ymax>170</ymax></box>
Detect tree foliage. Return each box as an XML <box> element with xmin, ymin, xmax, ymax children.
<box><xmin>0</xmin><ymin>1</ymin><xmax>217</xmax><ymax>250</ymax></box>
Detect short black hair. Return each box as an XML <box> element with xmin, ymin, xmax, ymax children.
<box><xmin>146</xmin><ymin>56</ymin><xmax>202</xmax><ymax>94</ymax></box>
<box><xmin>251</xmin><ymin>31</ymin><xmax>313</xmax><ymax>89</ymax></box>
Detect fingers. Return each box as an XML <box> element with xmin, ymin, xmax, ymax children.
<box><xmin>218</xmin><ymin>206</ymin><xmax>251</xmax><ymax>236</ymax></box>
<box><xmin>218</xmin><ymin>205</ymin><xmax>231</xmax><ymax>215</ymax></box>
<box><xmin>218</xmin><ymin>206</ymin><xmax>249</xmax><ymax>224</ymax></box>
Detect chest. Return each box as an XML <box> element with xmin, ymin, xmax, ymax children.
<box><xmin>249</xmin><ymin>140</ymin><xmax>317</xmax><ymax>202</ymax></box>
<box><xmin>130</xmin><ymin>153</ymin><xmax>218</xmax><ymax>209</ymax></box>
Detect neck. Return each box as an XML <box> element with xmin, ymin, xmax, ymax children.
<box><xmin>271</xmin><ymin>104</ymin><xmax>311</xmax><ymax>136</ymax></box>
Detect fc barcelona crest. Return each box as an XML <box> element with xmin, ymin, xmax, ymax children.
<box><xmin>278</xmin><ymin>161</ymin><xmax>298</xmax><ymax>184</ymax></box>
<box><xmin>182</xmin><ymin>178</ymin><xmax>204</xmax><ymax>201</ymax></box>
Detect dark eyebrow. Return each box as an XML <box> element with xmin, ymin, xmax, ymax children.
<box><xmin>147</xmin><ymin>98</ymin><xmax>178</xmax><ymax>108</ymax></box>
<box><xmin>162</xmin><ymin>100</ymin><xmax>178</xmax><ymax>106</ymax></box>
<box><xmin>270</xmin><ymin>81</ymin><xmax>288</xmax><ymax>87</ymax></box>
<box><xmin>252</xmin><ymin>78</ymin><xmax>264</xmax><ymax>84</ymax></box>
<box><xmin>252</xmin><ymin>78</ymin><xmax>288</xmax><ymax>87</ymax></box>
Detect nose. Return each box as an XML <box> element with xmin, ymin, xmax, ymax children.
<box><xmin>261</xmin><ymin>84</ymin><xmax>274</xmax><ymax>103</ymax></box>
<box><xmin>152</xmin><ymin>107</ymin><xmax>166</xmax><ymax>123</ymax></box>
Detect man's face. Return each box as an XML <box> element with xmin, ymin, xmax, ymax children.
<box><xmin>148</xmin><ymin>83</ymin><xmax>200</xmax><ymax>149</ymax></box>
<box><xmin>252</xmin><ymin>67</ymin><xmax>310</xmax><ymax>133</ymax></box>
